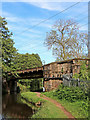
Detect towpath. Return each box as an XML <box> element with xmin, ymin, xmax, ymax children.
<box><xmin>35</xmin><ymin>92</ymin><xmax>76</xmax><ymax>120</ymax></box>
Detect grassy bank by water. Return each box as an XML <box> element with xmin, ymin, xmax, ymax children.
<box><xmin>21</xmin><ymin>92</ymin><xmax>44</xmax><ymax>103</ymax></box>
<box><xmin>21</xmin><ymin>92</ymin><xmax>67</xmax><ymax>118</ymax></box>
<box><xmin>42</xmin><ymin>85</ymin><xmax>89</xmax><ymax>119</ymax></box>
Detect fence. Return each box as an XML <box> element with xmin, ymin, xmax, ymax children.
<box><xmin>62</xmin><ymin>74</ymin><xmax>90</xmax><ymax>89</ymax></box>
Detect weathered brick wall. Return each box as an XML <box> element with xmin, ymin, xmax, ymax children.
<box><xmin>44</xmin><ymin>80</ymin><xmax>62</xmax><ymax>91</ymax></box>
<box><xmin>44</xmin><ymin>62</ymin><xmax>72</xmax><ymax>78</ymax></box>
<box><xmin>72</xmin><ymin>60</ymin><xmax>81</xmax><ymax>75</ymax></box>
<box><xmin>57</xmin><ymin>63</ymin><xmax>72</xmax><ymax>74</ymax></box>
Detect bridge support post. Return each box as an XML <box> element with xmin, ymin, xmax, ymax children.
<box><xmin>14</xmin><ymin>81</ymin><xmax>17</xmax><ymax>92</ymax></box>
<box><xmin>2</xmin><ymin>79</ymin><xmax>10</xmax><ymax>94</ymax></box>
<box><xmin>8</xmin><ymin>80</ymin><xmax>17</xmax><ymax>93</ymax></box>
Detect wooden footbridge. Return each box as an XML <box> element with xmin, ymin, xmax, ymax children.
<box><xmin>6</xmin><ymin>58</ymin><xmax>90</xmax><ymax>92</ymax></box>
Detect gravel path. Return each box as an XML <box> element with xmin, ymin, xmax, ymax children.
<box><xmin>35</xmin><ymin>92</ymin><xmax>76</xmax><ymax>120</ymax></box>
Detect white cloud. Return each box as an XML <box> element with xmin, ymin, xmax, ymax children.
<box><xmin>2</xmin><ymin>10</ymin><xmax>52</xmax><ymax>28</ymax></box>
<box><xmin>18</xmin><ymin>43</ymin><xmax>37</xmax><ymax>51</ymax></box>
<box><xmin>2</xmin><ymin>11</ymin><xmax>25</xmax><ymax>23</ymax></box>
<box><xmin>79</xmin><ymin>24</ymin><xmax>88</xmax><ymax>31</ymax></box>
<box><xmin>1</xmin><ymin>11</ymin><xmax>52</xmax><ymax>36</ymax></box>
<box><xmin>6</xmin><ymin>16</ymin><xmax>22</xmax><ymax>22</ymax></box>
<box><xmin>28</xmin><ymin>2</ymin><xmax>63</xmax><ymax>11</ymax></box>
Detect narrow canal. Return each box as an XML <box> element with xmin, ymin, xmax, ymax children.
<box><xmin>1</xmin><ymin>93</ymin><xmax>35</xmax><ymax>119</ymax></box>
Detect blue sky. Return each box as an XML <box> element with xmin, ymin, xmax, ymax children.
<box><xmin>1</xmin><ymin>1</ymin><xmax>88</xmax><ymax>64</ymax></box>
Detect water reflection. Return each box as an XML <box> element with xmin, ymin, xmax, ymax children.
<box><xmin>2</xmin><ymin>94</ymin><xmax>34</xmax><ymax>119</ymax></box>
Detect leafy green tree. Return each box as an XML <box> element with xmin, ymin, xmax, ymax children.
<box><xmin>0</xmin><ymin>17</ymin><xmax>17</xmax><ymax>79</ymax></box>
<box><xmin>12</xmin><ymin>53</ymin><xmax>42</xmax><ymax>71</ymax></box>
<box><xmin>45</xmin><ymin>19</ymin><xmax>88</xmax><ymax>61</ymax></box>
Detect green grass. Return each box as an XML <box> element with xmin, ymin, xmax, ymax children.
<box><xmin>43</xmin><ymin>90</ymin><xmax>89</xmax><ymax>119</ymax></box>
<box><xmin>21</xmin><ymin>92</ymin><xmax>67</xmax><ymax>118</ymax></box>
<box><xmin>21</xmin><ymin>92</ymin><xmax>45</xmax><ymax>103</ymax></box>
<box><xmin>32</xmin><ymin>100</ymin><xmax>67</xmax><ymax>118</ymax></box>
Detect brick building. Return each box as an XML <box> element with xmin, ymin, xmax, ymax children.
<box><xmin>43</xmin><ymin>58</ymin><xmax>90</xmax><ymax>91</ymax></box>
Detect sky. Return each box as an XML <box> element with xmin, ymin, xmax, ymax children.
<box><xmin>1</xmin><ymin>1</ymin><xmax>88</xmax><ymax>64</ymax></box>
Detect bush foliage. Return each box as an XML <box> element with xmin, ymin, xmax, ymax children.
<box><xmin>53</xmin><ymin>84</ymin><xmax>88</xmax><ymax>102</ymax></box>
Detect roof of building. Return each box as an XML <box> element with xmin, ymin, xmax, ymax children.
<box><xmin>43</xmin><ymin>58</ymin><xmax>90</xmax><ymax>66</ymax></box>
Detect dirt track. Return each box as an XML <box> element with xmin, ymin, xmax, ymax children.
<box><xmin>35</xmin><ymin>92</ymin><xmax>76</xmax><ymax>120</ymax></box>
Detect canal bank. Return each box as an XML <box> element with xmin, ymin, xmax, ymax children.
<box><xmin>1</xmin><ymin>93</ymin><xmax>36</xmax><ymax>119</ymax></box>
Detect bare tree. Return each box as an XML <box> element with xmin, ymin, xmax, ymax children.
<box><xmin>45</xmin><ymin>19</ymin><xmax>88</xmax><ymax>61</ymax></box>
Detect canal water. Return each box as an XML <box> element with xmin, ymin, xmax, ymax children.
<box><xmin>1</xmin><ymin>93</ymin><xmax>35</xmax><ymax>119</ymax></box>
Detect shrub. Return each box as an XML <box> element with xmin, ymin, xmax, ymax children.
<box><xmin>54</xmin><ymin>84</ymin><xmax>88</xmax><ymax>102</ymax></box>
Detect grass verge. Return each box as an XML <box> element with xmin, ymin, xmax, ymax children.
<box><xmin>21</xmin><ymin>92</ymin><xmax>44</xmax><ymax>103</ymax></box>
<box><xmin>21</xmin><ymin>92</ymin><xmax>67</xmax><ymax>118</ymax></box>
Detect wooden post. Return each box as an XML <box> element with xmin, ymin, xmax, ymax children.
<box><xmin>14</xmin><ymin>81</ymin><xmax>17</xmax><ymax>92</ymax></box>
